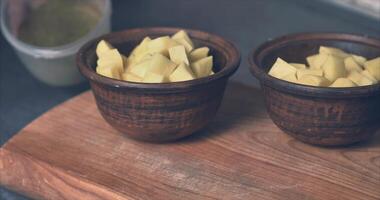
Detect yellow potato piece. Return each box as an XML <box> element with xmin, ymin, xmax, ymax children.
<box><xmin>290</xmin><ymin>63</ymin><xmax>307</xmax><ymax>69</ymax></box>
<box><xmin>190</xmin><ymin>47</ymin><xmax>210</xmax><ymax>62</ymax></box>
<box><xmin>97</xmin><ymin>49</ymin><xmax>124</xmax><ymax>73</ymax></box>
<box><xmin>344</xmin><ymin>56</ymin><xmax>363</xmax><ymax>72</ymax></box>
<box><xmin>309</xmin><ymin>54</ymin><xmax>329</xmax><ymax>69</ymax></box>
<box><xmin>347</xmin><ymin>71</ymin><xmax>375</xmax><ymax>86</ymax></box>
<box><xmin>329</xmin><ymin>78</ymin><xmax>357</xmax><ymax>88</ymax></box>
<box><xmin>362</xmin><ymin>70</ymin><xmax>378</xmax><ymax>83</ymax></box>
<box><xmin>306</xmin><ymin>54</ymin><xmax>317</xmax><ymax>67</ymax></box>
<box><xmin>172</xmin><ymin>30</ymin><xmax>194</xmax><ymax>52</ymax></box>
<box><xmin>322</xmin><ymin>55</ymin><xmax>347</xmax><ymax>82</ymax></box>
<box><xmin>169</xmin><ymin>63</ymin><xmax>196</xmax><ymax>82</ymax></box>
<box><xmin>129</xmin><ymin>37</ymin><xmax>151</xmax><ymax>63</ymax></box>
<box><xmin>298</xmin><ymin>75</ymin><xmax>330</xmax><ymax>87</ymax></box>
<box><xmin>122</xmin><ymin>73</ymin><xmax>142</xmax><ymax>82</ymax></box>
<box><xmin>281</xmin><ymin>73</ymin><xmax>298</xmax><ymax>84</ymax></box>
<box><xmin>143</xmin><ymin>72</ymin><xmax>166</xmax><ymax>83</ymax></box>
<box><xmin>129</xmin><ymin>58</ymin><xmax>152</xmax><ymax>77</ymax></box>
<box><xmin>96</xmin><ymin>40</ymin><xmax>114</xmax><ymax>57</ymax></box>
<box><xmin>268</xmin><ymin>57</ymin><xmax>297</xmax><ymax>79</ymax></box>
<box><xmin>364</xmin><ymin>57</ymin><xmax>380</xmax><ymax>80</ymax></box>
<box><xmin>319</xmin><ymin>46</ymin><xmax>349</xmax><ymax>58</ymax></box>
<box><xmin>296</xmin><ymin>69</ymin><xmax>323</xmax><ymax>79</ymax></box>
<box><xmin>351</xmin><ymin>54</ymin><xmax>367</xmax><ymax>66</ymax></box>
<box><xmin>191</xmin><ymin>56</ymin><xmax>213</xmax><ymax>78</ymax></box>
<box><xmin>147</xmin><ymin>36</ymin><xmax>179</xmax><ymax>56</ymax></box>
<box><xmin>169</xmin><ymin>45</ymin><xmax>189</xmax><ymax>65</ymax></box>
<box><xmin>96</xmin><ymin>66</ymin><xmax>121</xmax><ymax>80</ymax></box>
<box><xmin>148</xmin><ymin>53</ymin><xmax>177</xmax><ymax>76</ymax></box>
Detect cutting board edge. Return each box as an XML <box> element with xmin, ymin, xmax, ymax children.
<box><xmin>0</xmin><ymin>147</ymin><xmax>130</xmax><ymax>200</ymax></box>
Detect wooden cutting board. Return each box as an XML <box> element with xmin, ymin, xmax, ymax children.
<box><xmin>1</xmin><ymin>82</ymin><xmax>379</xmax><ymax>200</ymax></box>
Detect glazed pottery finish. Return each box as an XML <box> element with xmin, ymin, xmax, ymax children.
<box><xmin>77</xmin><ymin>27</ymin><xmax>240</xmax><ymax>142</ymax></box>
<box><xmin>250</xmin><ymin>33</ymin><xmax>380</xmax><ymax>146</ymax></box>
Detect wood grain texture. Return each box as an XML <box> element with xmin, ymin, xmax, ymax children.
<box><xmin>1</xmin><ymin>82</ymin><xmax>380</xmax><ymax>200</ymax></box>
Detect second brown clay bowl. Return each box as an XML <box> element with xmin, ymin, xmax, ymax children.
<box><xmin>249</xmin><ymin>33</ymin><xmax>380</xmax><ymax>146</ymax></box>
<box><xmin>77</xmin><ymin>27</ymin><xmax>240</xmax><ymax>142</ymax></box>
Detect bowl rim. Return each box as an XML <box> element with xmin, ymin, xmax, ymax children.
<box><xmin>249</xmin><ymin>32</ymin><xmax>380</xmax><ymax>98</ymax></box>
<box><xmin>77</xmin><ymin>27</ymin><xmax>241</xmax><ymax>92</ymax></box>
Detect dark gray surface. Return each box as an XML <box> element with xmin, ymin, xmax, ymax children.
<box><xmin>1</xmin><ymin>0</ymin><xmax>379</xmax><ymax>199</ymax></box>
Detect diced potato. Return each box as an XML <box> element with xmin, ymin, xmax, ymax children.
<box><xmin>351</xmin><ymin>54</ymin><xmax>367</xmax><ymax>66</ymax></box>
<box><xmin>319</xmin><ymin>46</ymin><xmax>349</xmax><ymax>58</ymax></box>
<box><xmin>143</xmin><ymin>72</ymin><xmax>166</xmax><ymax>83</ymax></box>
<box><xmin>147</xmin><ymin>36</ymin><xmax>179</xmax><ymax>56</ymax></box>
<box><xmin>96</xmin><ymin>66</ymin><xmax>121</xmax><ymax>80</ymax></box>
<box><xmin>172</xmin><ymin>30</ymin><xmax>194</xmax><ymax>52</ymax></box>
<box><xmin>364</xmin><ymin>57</ymin><xmax>380</xmax><ymax>80</ymax></box>
<box><xmin>290</xmin><ymin>63</ymin><xmax>307</xmax><ymax>69</ymax></box>
<box><xmin>362</xmin><ymin>70</ymin><xmax>378</xmax><ymax>83</ymax></box>
<box><xmin>298</xmin><ymin>75</ymin><xmax>330</xmax><ymax>87</ymax></box>
<box><xmin>148</xmin><ymin>53</ymin><xmax>177</xmax><ymax>76</ymax></box>
<box><xmin>129</xmin><ymin>58</ymin><xmax>152</xmax><ymax>77</ymax></box>
<box><xmin>309</xmin><ymin>54</ymin><xmax>329</xmax><ymax>69</ymax></box>
<box><xmin>169</xmin><ymin>45</ymin><xmax>189</xmax><ymax>65</ymax></box>
<box><xmin>169</xmin><ymin>63</ymin><xmax>196</xmax><ymax>82</ymax></box>
<box><xmin>281</xmin><ymin>73</ymin><xmax>298</xmax><ymax>84</ymax></box>
<box><xmin>97</xmin><ymin>49</ymin><xmax>124</xmax><ymax>73</ymax></box>
<box><xmin>190</xmin><ymin>47</ymin><xmax>209</xmax><ymax>62</ymax></box>
<box><xmin>268</xmin><ymin>58</ymin><xmax>297</xmax><ymax>79</ymax></box>
<box><xmin>122</xmin><ymin>73</ymin><xmax>143</xmax><ymax>82</ymax></box>
<box><xmin>191</xmin><ymin>56</ymin><xmax>213</xmax><ymax>78</ymax></box>
<box><xmin>347</xmin><ymin>71</ymin><xmax>375</xmax><ymax>86</ymax></box>
<box><xmin>96</xmin><ymin>40</ymin><xmax>114</xmax><ymax>57</ymax></box>
<box><xmin>344</xmin><ymin>56</ymin><xmax>363</xmax><ymax>72</ymax></box>
<box><xmin>296</xmin><ymin>69</ymin><xmax>323</xmax><ymax>79</ymax></box>
<box><xmin>128</xmin><ymin>37</ymin><xmax>152</xmax><ymax>64</ymax></box>
<box><xmin>306</xmin><ymin>54</ymin><xmax>317</xmax><ymax>67</ymax></box>
<box><xmin>322</xmin><ymin>55</ymin><xmax>347</xmax><ymax>82</ymax></box>
<box><xmin>329</xmin><ymin>78</ymin><xmax>357</xmax><ymax>88</ymax></box>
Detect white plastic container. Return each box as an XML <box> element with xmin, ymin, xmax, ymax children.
<box><xmin>0</xmin><ymin>0</ymin><xmax>112</xmax><ymax>86</ymax></box>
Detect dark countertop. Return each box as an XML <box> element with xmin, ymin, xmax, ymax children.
<box><xmin>1</xmin><ymin>0</ymin><xmax>379</xmax><ymax>199</ymax></box>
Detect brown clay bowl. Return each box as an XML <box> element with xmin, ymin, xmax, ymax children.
<box><xmin>249</xmin><ymin>33</ymin><xmax>380</xmax><ymax>146</ymax></box>
<box><xmin>77</xmin><ymin>27</ymin><xmax>240</xmax><ymax>143</ymax></box>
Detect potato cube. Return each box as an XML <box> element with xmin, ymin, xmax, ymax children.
<box><xmin>306</xmin><ymin>54</ymin><xmax>317</xmax><ymax>67</ymax></box>
<box><xmin>169</xmin><ymin>63</ymin><xmax>196</xmax><ymax>82</ymax></box>
<box><xmin>268</xmin><ymin>58</ymin><xmax>297</xmax><ymax>79</ymax></box>
<box><xmin>96</xmin><ymin>66</ymin><xmax>121</xmax><ymax>80</ymax></box>
<box><xmin>281</xmin><ymin>73</ymin><xmax>298</xmax><ymax>84</ymax></box>
<box><xmin>347</xmin><ymin>71</ymin><xmax>375</xmax><ymax>86</ymax></box>
<box><xmin>129</xmin><ymin>37</ymin><xmax>151</xmax><ymax>63</ymax></box>
<box><xmin>296</xmin><ymin>69</ymin><xmax>323</xmax><ymax>79</ymax></box>
<box><xmin>190</xmin><ymin>47</ymin><xmax>209</xmax><ymax>62</ymax></box>
<box><xmin>329</xmin><ymin>78</ymin><xmax>357</xmax><ymax>88</ymax></box>
<box><xmin>172</xmin><ymin>30</ymin><xmax>194</xmax><ymax>52</ymax></box>
<box><xmin>96</xmin><ymin>40</ymin><xmax>114</xmax><ymax>57</ymax></box>
<box><xmin>362</xmin><ymin>70</ymin><xmax>378</xmax><ymax>83</ymax></box>
<box><xmin>290</xmin><ymin>63</ymin><xmax>307</xmax><ymax>69</ymax></box>
<box><xmin>191</xmin><ymin>56</ymin><xmax>213</xmax><ymax>78</ymax></box>
<box><xmin>129</xmin><ymin>58</ymin><xmax>152</xmax><ymax>77</ymax></box>
<box><xmin>169</xmin><ymin>45</ymin><xmax>189</xmax><ymax>65</ymax></box>
<box><xmin>148</xmin><ymin>53</ymin><xmax>177</xmax><ymax>76</ymax></box>
<box><xmin>143</xmin><ymin>72</ymin><xmax>166</xmax><ymax>83</ymax></box>
<box><xmin>97</xmin><ymin>49</ymin><xmax>124</xmax><ymax>73</ymax></box>
<box><xmin>351</xmin><ymin>54</ymin><xmax>367</xmax><ymax>66</ymax></box>
<box><xmin>319</xmin><ymin>46</ymin><xmax>349</xmax><ymax>58</ymax></box>
<box><xmin>344</xmin><ymin>56</ymin><xmax>363</xmax><ymax>72</ymax></box>
<box><xmin>364</xmin><ymin>57</ymin><xmax>380</xmax><ymax>80</ymax></box>
<box><xmin>147</xmin><ymin>36</ymin><xmax>179</xmax><ymax>56</ymax></box>
<box><xmin>298</xmin><ymin>75</ymin><xmax>330</xmax><ymax>87</ymax></box>
<box><xmin>122</xmin><ymin>73</ymin><xmax>142</xmax><ymax>82</ymax></box>
<box><xmin>309</xmin><ymin>54</ymin><xmax>329</xmax><ymax>69</ymax></box>
<box><xmin>322</xmin><ymin>55</ymin><xmax>347</xmax><ymax>82</ymax></box>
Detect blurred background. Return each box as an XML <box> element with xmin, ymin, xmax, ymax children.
<box><xmin>0</xmin><ymin>0</ymin><xmax>379</xmax><ymax>199</ymax></box>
